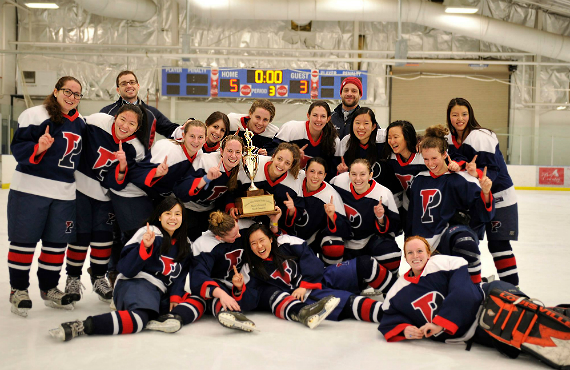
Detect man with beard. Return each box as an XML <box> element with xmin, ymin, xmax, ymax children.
<box><xmin>331</xmin><ymin>77</ymin><xmax>363</xmax><ymax>139</ymax></box>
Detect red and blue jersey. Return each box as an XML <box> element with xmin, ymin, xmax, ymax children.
<box><xmin>386</xmin><ymin>152</ymin><xmax>425</xmax><ymax>211</ymax></box>
<box><xmin>228</xmin><ymin>113</ymin><xmax>279</xmax><ymax>150</ymax></box>
<box><xmin>10</xmin><ymin>105</ymin><xmax>85</xmax><ymax>200</ymax></box>
<box><xmin>379</xmin><ymin>255</ymin><xmax>484</xmax><ymax>343</ymax></box>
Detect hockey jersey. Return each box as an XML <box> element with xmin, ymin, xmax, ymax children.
<box><xmin>293</xmin><ymin>178</ymin><xmax>350</xmax><ymax>243</ymax></box>
<box><xmin>173</xmin><ymin>151</ymin><xmax>236</xmax><ymax>212</ymax></box>
<box><xmin>117</xmin><ymin>226</ymin><xmax>192</xmax><ymax>303</ymax></box>
<box><xmin>379</xmin><ymin>255</ymin><xmax>484</xmax><ymax>343</ymax></box>
<box><xmin>228</xmin><ymin>113</ymin><xmax>279</xmax><ymax>150</ymax></box>
<box><xmin>406</xmin><ymin>170</ymin><xmax>495</xmax><ymax>249</ymax></box>
<box><xmin>237</xmin><ymin>156</ymin><xmax>305</xmax><ymax>232</ymax></box>
<box><xmin>338</xmin><ymin>131</ymin><xmax>402</xmax><ymax>195</ymax></box>
<box><xmin>330</xmin><ymin>173</ymin><xmax>400</xmax><ymax>250</ymax></box>
<box><xmin>141</xmin><ymin>138</ymin><xmax>200</xmax><ymax>200</ymax></box>
<box><xmin>446</xmin><ymin>130</ymin><xmax>517</xmax><ymax>210</ymax></box>
<box><xmin>82</xmin><ymin>113</ymin><xmax>158</xmax><ymax>198</ymax></box>
<box><xmin>265</xmin><ymin>120</ymin><xmax>341</xmax><ymax>179</ymax></box>
<box><xmin>10</xmin><ymin>105</ymin><xmax>85</xmax><ymax>201</ymax></box>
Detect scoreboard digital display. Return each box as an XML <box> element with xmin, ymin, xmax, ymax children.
<box><xmin>161</xmin><ymin>67</ymin><xmax>367</xmax><ymax>100</ymax></box>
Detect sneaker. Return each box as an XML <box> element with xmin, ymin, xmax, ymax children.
<box><xmin>217</xmin><ymin>311</ymin><xmax>257</xmax><ymax>332</ymax></box>
<box><xmin>65</xmin><ymin>276</ymin><xmax>84</xmax><ymax>303</ymax></box>
<box><xmin>10</xmin><ymin>288</ymin><xmax>32</xmax><ymax>318</ymax></box>
<box><xmin>292</xmin><ymin>295</ymin><xmax>340</xmax><ymax>329</ymax></box>
<box><xmin>88</xmin><ymin>268</ymin><xmax>113</xmax><ymax>303</ymax></box>
<box><xmin>146</xmin><ymin>314</ymin><xmax>184</xmax><ymax>333</ymax></box>
<box><xmin>40</xmin><ymin>288</ymin><xmax>74</xmax><ymax>310</ymax></box>
<box><xmin>49</xmin><ymin>320</ymin><xmax>85</xmax><ymax>341</ymax></box>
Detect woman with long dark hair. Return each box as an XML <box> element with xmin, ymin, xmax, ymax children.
<box><xmin>8</xmin><ymin>76</ymin><xmax>85</xmax><ymax>316</ymax></box>
<box><xmin>49</xmin><ymin>197</ymin><xmax>205</xmax><ymax>341</ymax></box>
<box><xmin>203</xmin><ymin>111</ymin><xmax>230</xmax><ymax>153</ymax></box>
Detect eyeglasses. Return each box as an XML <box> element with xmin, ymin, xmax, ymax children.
<box><xmin>59</xmin><ymin>88</ymin><xmax>83</xmax><ymax>100</ymax></box>
<box><xmin>119</xmin><ymin>80</ymin><xmax>138</xmax><ymax>87</ymax></box>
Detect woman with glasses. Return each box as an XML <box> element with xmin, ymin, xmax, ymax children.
<box><xmin>8</xmin><ymin>76</ymin><xmax>86</xmax><ymax>317</ymax></box>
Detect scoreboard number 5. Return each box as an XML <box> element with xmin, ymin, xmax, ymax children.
<box><xmin>230</xmin><ymin>79</ymin><xmax>238</xmax><ymax>92</ymax></box>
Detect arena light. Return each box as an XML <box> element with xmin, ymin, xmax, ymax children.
<box><xmin>445</xmin><ymin>7</ymin><xmax>478</xmax><ymax>14</ymax></box>
<box><xmin>25</xmin><ymin>3</ymin><xmax>59</xmax><ymax>9</ymax></box>
<box><xmin>443</xmin><ymin>0</ymin><xmax>479</xmax><ymax>14</ymax></box>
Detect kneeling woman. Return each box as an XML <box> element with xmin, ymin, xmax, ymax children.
<box><xmin>49</xmin><ymin>197</ymin><xmax>205</xmax><ymax>341</ymax></box>
<box><xmin>243</xmin><ymin>223</ymin><xmax>396</xmax><ymax>328</ymax></box>
<box><xmin>379</xmin><ymin>236</ymin><xmax>570</xmax><ymax>369</ymax></box>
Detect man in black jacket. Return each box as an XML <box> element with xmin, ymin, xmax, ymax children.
<box><xmin>331</xmin><ymin>76</ymin><xmax>363</xmax><ymax>139</ymax></box>
<box><xmin>100</xmin><ymin>70</ymin><xmax>180</xmax><ymax>149</ymax></box>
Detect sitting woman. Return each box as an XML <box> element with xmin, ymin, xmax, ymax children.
<box><xmin>242</xmin><ymin>222</ymin><xmax>396</xmax><ymax>329</ymax></box>
<box><xmin>49</xmin><ymin>197</ymin><xmax>205</xmax><ymax>341</ymax></box>
<box><xmin>379</xmin><ymin>236</ymin><xmax>570</xmax><ymax>369</ymax></box>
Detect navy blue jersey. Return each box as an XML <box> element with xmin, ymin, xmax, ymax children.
<box><xmin>379</xmin><ymin>255</ymin><xmax>484</xmax><ymax>343</ymax></box>
<box><xmin>173</xmin><ymin>151</ymin><xmax>236</xmax><ymax>212</ymax></box>
<box><xmin>331</xmin><ymin>103</ymin><xmax>360</xmax><ymax>139</ymax></box>
<box><xmin>11</xmin><ymin>105</ymin><xmax>84</xmax><ymax>200</ymax></box>
<box><xmin>237</xmin><ymin>156</ymin><xmax>305</xmax><ymax>232</ymax></box>
<box><xmin>446</xmin><ymin>130</ymin><xmax>517</xmax><ymax>210</ymax></box>
<box><xmin>265</xmin><ymin>120</ymin><xmax>341</xmax><ymax>180</ymax></box>
<box><xmin>142</xmin><ymin>139</ymin><xmax>200</xmax><ymax>199</ymax></box>
<box><xmin>294</xmin><ymin>178</ymin><xmax>350</xmax><ymax>242</ymax></box>
<box><xmin>82</xmin><ymin>113</ymin><xmax>157</xmax><ymax>198</ymax></box>
<box><xmin>244</xmin><ymin>235</ymin><xmax>324</xmax><ymax>294</ymax></box>
<box><xmin>100</xmin><ymin>98</ymin><xmax>179</xmax><ymax>149</ymax></box>
<box><xmin>386</xmin><ymin>152</ymin><xmax>426</xmax><ymax>211</ymax></box>
<box><xmin>406</xmin><ymin>170</ymin><xmax>495</xmax><ymax>249</ymax></box>
<box><xmin>339</xmin><ymin>131</ymin><xmax>402</xmax><ymax>195</ymax></box>
<box><xmin>117</xmin><ymin>226</ymin><xmax>192</xmax><ymax>302</ymax></box>
<box><xmin>330</xmin><ymin>173</ymin><xmax>400</xmax><ymax>250</ymax></box>
<box><xmin>228</xmin><ymin>113</ymin><xmax>279</xmax><ymax>150</ymax></box>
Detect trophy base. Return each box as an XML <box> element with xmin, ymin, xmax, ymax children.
<box><xmin>235</xmin><ymin>191</ymin><xmax>279</xmax><ymax>218</ymax></box>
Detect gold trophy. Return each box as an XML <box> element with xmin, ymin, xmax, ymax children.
<box><xmin>235</xmin><ymin>129</ymin><xmax>279</xmax><ymax>218</ymax></box>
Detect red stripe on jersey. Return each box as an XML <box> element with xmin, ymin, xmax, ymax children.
<box><xmin>495</xmin><ymin>256</ymin><xmax>517</xmax><ymax>270</ymax></box>
<box><xmin>384</xmin><ymin>323</ymin><xmax>412</xmax><ymax>342</ymax></box>
<box><xmin>322</xmin><ymin>243</ymin><xmax>344</xmax><ymax>258</ymax></box>
<box><xmin>8</xmin><ymin>251</ymin><xmax>34</xmax><ymax>264</ymax></box>
<box><xmin>90</xmin><ymin>247</ymin><xmax>112</xmax><ymax>258</ymax></box>
<box><xmin>66</xmin><ymin>250</ymin><xmax>88</xmax><ymax>261</ymax></box>
<box><xmin>118</xmin><ymin>311</ymin><xmax>134</xmax><ymax>334</ymax></box>
<box><xmin>39</xmin><ymin>252</ymin><xmax>65</xmax><ymax>264</ymax></box>
<box><xmin>360</xmin><ymin>298</ymin><xmax>374</xmax><ymax>322</ymax></box>
<box><xmin>382</xmin><ymin>260</ymin><xmax>400</xmax><ymax>272</ymax></box>
<box><xmin>369</xmin><ymin>264</ymin><xmax>387</xmax><ymax>289</ymax></box>
<box><xmin>433</xmin><ymin>315</ymin><xmax>459</xmax><ymax>335</ymax></box>
<box><xmin>275</xmin><ymin>296</ymin><xmax>295</xmax><ymax>320</ymax></box>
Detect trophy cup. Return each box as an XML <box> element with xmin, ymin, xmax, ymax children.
<box><xmin>235</xmin><ymin>129</ymin><xmax>279</xmax><ymax>218</ymax></box>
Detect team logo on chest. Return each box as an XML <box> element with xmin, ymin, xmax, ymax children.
<box><xmin>224</xmin><ymin>249</ymin><xmax>244</xmax><ymax>279</ymax></box>
<box><xmin>58</xmin><ymin>132</ymin><xmax>82</xmax><ymax>169</ymax></box>
<box><xmin>204</xmin><ymin>185</ymin><xmax>228</xmax><ymax>202</ymax></box>
<box><xmin>395</xmin><ymin>174</ymin><xmax>414</xmax><ymax>191</ymax></box>
<box><xmin>270</xmin><ymin>261</ymin><xmax>294</xmax><ymax>288</ymax></box>
<box><xmin>159</xmin><ymin>256</ymin><xmax>182</xmax><ymax>285</ymax></box>
<box><xmin>294</xmin><ymin>209</ymin><xmax>310</xmax><ymax>228</ymax></box>
<box><xmin>93</xmin><ymin>147</ymin><xmax>118</xmax><ymax>181</ymax></box>
<box><xmin>420</xmin><ymin>189</ymin><xmax>442</xmax><ymax>223</ymax></box>
<box><xmin>412</xmin><ymin>291</ymin><xmax>444</xmax><ymax>323</ymax></box>
<box><xmin>344</xmin><ymin>204</ymin><xmax>362</xmax><ymax>228</ymax></box>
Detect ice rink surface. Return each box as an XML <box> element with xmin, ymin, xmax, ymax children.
<box><xmin>0</xmin><ymin>188</ymin><xmax>568</xmax><ymax>370</ymax></box>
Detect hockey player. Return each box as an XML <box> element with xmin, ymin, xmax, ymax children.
<box><xmin>446</xmin><ymin>97</ymin><xmax>520</xmax><ymax>285</ymax></box>
<box><xmin>173</xmin><ymin>135</ymin><xmax>244</xmax><ymax>241</ymax></box>
<box><xmin>407</xmin><ymin>124</ymin><xmax>494</xmax><ymax>284</ymax></box>
<box><xmin>295</xmin><ymin>157</ymin><xmax>350</xmax><ymax>266</ymax></box>
<box><xmin>203</xmin><ymin>111</ymin><xmax>230</xmax><ymax>153</ymax></box>
<box><xmin>243</xmin><ymin>223</ymin><xmax>394</xmax><ymax>327</ymax></box>
<box><xmin>49</xmin><ymin>197</ymin><xmax>205</xmax><ymax>341</ymax></box>
<box><xmin>265</xmin><ymin>101</ymin><xmax>341</xmax><ymax>180</ymax></box>
<box><xmin>8</xmin><ymin>76</ymin><xmax>85</xmax><ymax>316</ymax></box>
<box><xmin>64</xmin><ymin>105</ymin><xmax>151</xmax><ymax>305</ymax></box>
<box><xmin>232</xmin><ymin>142</ymin><xmax>304</xmax><ymax>234</ymax></box>
<box><xmin>330</xmin><ymin>159</ymin><xmax>401</xmax><ymax>278</ymax></box>
<box><xmin>191</xmin><ymin>210</ymin><xmax>275</xmax><ymax>332</ymax></box>
<box><xmin>379</xmin><ymin>236</ymin><xmax>570</xmax><ymax>370</ymax></box>
<box><xmin>142</xmin><ymin>119</ymin><xmax>207</xmax><ymax>203</ymax></box>
<box><xmin>337</xmin><ymin>107</ymin><xmax>401</xmax><ymax>195</ymax></box>
<box><xmin>227</xmin><ymin>99</ymin><xmax>279</xmax><ymax>155</ymax></box>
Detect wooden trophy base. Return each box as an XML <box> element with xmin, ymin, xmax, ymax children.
<box><xmin>235</xmin><ymin>189</ymin><xmax>279</xmax><ymax>218</ymax></box>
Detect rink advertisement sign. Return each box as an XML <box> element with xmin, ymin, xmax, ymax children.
<box><xmin>161</xmin><ymin>67</ymin><xmax>367</xmax><ymax>100</ymax></box>
<box><xmin>538</xmin><ymin>167</ymin><xmax>566</xmax><ymax>186</ymax></box>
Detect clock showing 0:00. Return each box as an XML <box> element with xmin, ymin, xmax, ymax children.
<box><xmin>161</xmin><ymin>67</ymin><xmax>367</xmax><ymax>100</ymax></box>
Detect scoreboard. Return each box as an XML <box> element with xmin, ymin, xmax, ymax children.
<box><xmin>161</xmin><ymin>67</ymin><xmax>367</xmax><ymax>100</ymax></box>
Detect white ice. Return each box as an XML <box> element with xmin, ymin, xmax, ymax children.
<box><xmin>0</xmin><ymin>189</ymin><xmax>568</xmax><ymax>370</ymax></box>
